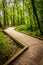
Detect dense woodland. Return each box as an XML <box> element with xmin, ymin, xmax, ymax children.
<box><xmin>0</xmin><ymin>0</ymin><xmax>43</xmax><ymax>38</ymax></box>
<box><xmin>0</xmin><ymin>0</ymin><xmax>43</xmax><ymax>64</ymax></box>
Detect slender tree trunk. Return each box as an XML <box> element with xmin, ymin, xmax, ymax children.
<box><xmin>23</xmin><ymin>0</ymin><xmax>25</xmax><ymax>24</ymax></box>
<box><xmin>29</xmin><ymin>9</ymin><xmax>33</xmax><ymax>31</ymax></box>
<box><xmin>3</xmin><ymin>0</ymin><xmax>6</xmax><ymax>27</ymax></box>
<box><xmin>31</xmin><ymin>0</ymin><xmax>43</xmax><ymax>35</ymax></box>
<box><xmin>17</xmin><ymin>8</ymin><xmax>19</xmax><ymax>25</ymax></box>
<box><xmin>0</xmin><ymin>22</ymin><xmax>2</xmax><ymax>28</ymax></box>
<box><xmin>24</xmin><ymin>0</ymin><xmax>33</xmax><ymax>31</ymax></box>
<box><xmin>20</xmin><ymin>9</ymin><xmax>22</xmax><ymax>25</ymax></box>
<box><xmin>13</xmin><ymin>6</ymin><xmax>15</xmax><ymax>26</ymax></box>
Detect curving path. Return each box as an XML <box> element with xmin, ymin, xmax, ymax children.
<box><xmin>4</xmin><ymin>27</ymin><xmax>43</xmax><ymax>65</ymax></box>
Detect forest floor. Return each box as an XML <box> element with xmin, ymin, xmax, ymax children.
<box><xmin>4</xmin><ymin>27</ymin><xmax>43</xmax><ymax>65</ymax></box>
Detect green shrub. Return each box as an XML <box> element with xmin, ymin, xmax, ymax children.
<box><xmin>15</xmin><ymin>24</ymin><xmax>30</xmax><ymax>31</ymax></box>
<box><xmin>0</xmin><ymin>41</ymin><xmax>12</xmax><ymax>58</ymax></box>
<box><xmin>0</xmin><ymin>31</ymin><xmax>12</xmax><ymax>65</ymax></box>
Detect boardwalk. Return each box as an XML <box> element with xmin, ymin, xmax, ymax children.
<box><xmin>4</xmin><ymin>28</ymin><xmax>43</xmax><ymax>65</ymax></box>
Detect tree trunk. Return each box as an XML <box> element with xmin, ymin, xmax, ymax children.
<box><xmin>24</xmin><ymin>1</ymin><xmax>33</xmax><ymax>31</ymax></box>
<box><xmin>3</xmin><ymin>0</ymin><xmax>6</xmax><ymax>27</ymax></box>
<box><xmin>31</xmin><ymin>0</ymin><xmax>43</xmax><ymax>35</ymax></box>
<box><xmin>13</xmin><ymin>6</ymin><xmax>15</xmax><ymax>26</ymax></box>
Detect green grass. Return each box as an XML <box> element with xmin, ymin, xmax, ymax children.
<box><xmin>15</xmin><ymin>25</ymin><xmax>43</xmax><ymax>40</ymax></box>
<box><xmin>0</xmin><ymin>29</ymin><xmax>12</xmax><ymax>65</ymax></box>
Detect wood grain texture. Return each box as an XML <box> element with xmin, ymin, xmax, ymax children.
<box><xmin>4</xmin><ymin>28</ymin><xmax>43</xmax><ymax>65</ymax></box>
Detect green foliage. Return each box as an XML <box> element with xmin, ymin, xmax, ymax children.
<box><xmin>16</xmin><ymin>25</ymin><xmax>43</xmax><ymax>39</ymax></box>
<box><xmin>0</xmin><ymin>30</ymin><xmax>12</xmax><ymax>65</ymax></box>
<box><xmin>34</xmin><ymin>0</ymin><xmax>43</xmax><ymax>31</ymax></box>
<box><xmin>0</xmin><ymin>0</ymin><xmax>43</xmax><ymax>34</ymax></box>
<box><xmin>16</xmin><ymin>24</ymin><xmax>30</xmax><ymax>31</ymax></box>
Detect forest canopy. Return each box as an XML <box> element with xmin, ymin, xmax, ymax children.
<box><xmin>0</xmin><ymin>0</ymin><xmax>43</xmax><ymax>36</ymax></box>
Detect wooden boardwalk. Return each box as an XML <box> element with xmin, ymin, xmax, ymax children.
<box><xmin>4</xmin><ymin>28</ymin><xmax>43</xmax><ymax>65</ymax></box>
